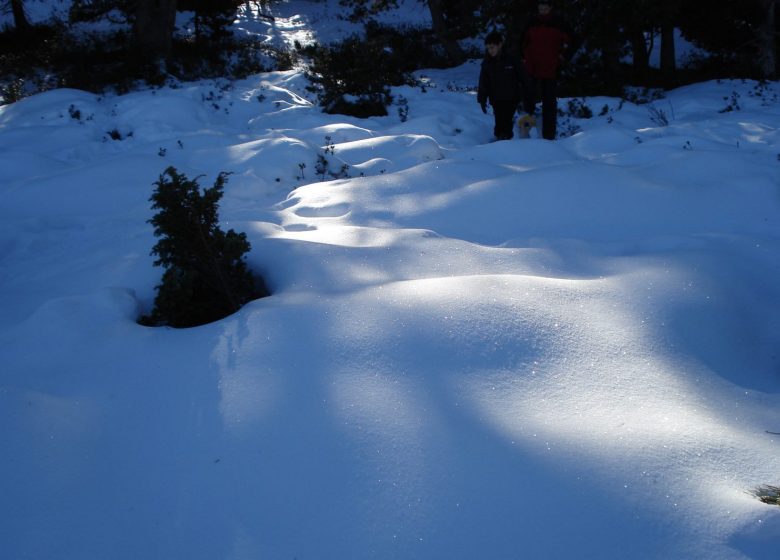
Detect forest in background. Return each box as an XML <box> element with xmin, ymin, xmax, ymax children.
<box><xmin>1</xmin><ymin>0</ymin><xmax>778</xmax><ymax>106</ymax></box>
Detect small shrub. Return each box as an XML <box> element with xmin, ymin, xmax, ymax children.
<box><xmin>648</xmin><ymin>104</ymin><xmax>670</xmax><ymax>126</ymax></box>
<box><xmin>396</xmin><ymin>95</ymin><xmax>409</xmax><ymax>122</ymax></box>
<box><xmin>104</xmin><ymin>128</ymin><xmax>132</xmax><ymax>141</ymax></box>
<box><xmin>0</xmin><ymin>77</ymin><xmax>26</xmax><ymax>104</ymax></box>
<box><xmin>748</xmin><ymin>81</ymin><xmax>779</xmax><ymax>105</ymax></box>
<box><xmin>718</xmin><ymin>91</ymin><xmax>741</xmax><ymax>113</ymax></box>
<box><xmin>622</xmin><ymin>86</ymin><xmax>666</xmax><ymax>105</ymax></box>
<box><xmin>561</xmin><ymin>97</ymin><xmax>593</xmax><ymax>119</ymax></box>
<box><xmin>313</xmin><ymin>136</ymin><xmax>350</xmax><ymax>180</ymax></box>
<box><xmin>139</xmin><ymin>167</ymin><xmax>268</xmax><ymax>328</ymax></box>
<box><xmin>556</xmin><ymin>117</ymin><xmax>582</xmax><ymax>139</ymax></box>
<box><xmin>750</xmin><ymin>484</ymin><xmax>780</xmax><ymax>506</ymax></box>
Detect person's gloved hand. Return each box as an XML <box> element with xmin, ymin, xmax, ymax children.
<box><xmin>480</xmin><ymin>101</ymin><xmax>488</xmax><ymax>114</ymax></box>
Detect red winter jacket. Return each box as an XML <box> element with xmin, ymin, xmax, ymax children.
<box><xmin>522</xmin><ymin>14</ymin><xmax>580</xmax><ymax>80</ymax></box>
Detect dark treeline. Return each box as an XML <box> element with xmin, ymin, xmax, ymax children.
<box><xmin>340</xmin><ymin>0</ymin><xmax>778</xmax><ymax>84</ymax></box>
<box><xmin>0</xmin><ymin>0</ymin><xmax>278</xmax><ymax>100</ymax></box>
<box><xmin>1</xmin><ymin>0</ymin><xmax>778</xmax><ymax>103</ymax></box>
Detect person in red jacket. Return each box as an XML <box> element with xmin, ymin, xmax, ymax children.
<box><xmin>520</xmin><ymin>0</ymin><xmax>580</xmax><ymax>140</ymax></box>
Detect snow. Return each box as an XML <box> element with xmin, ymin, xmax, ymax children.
<box><xmin>2</xmin><ymin>2</ymin><xmax>780</xmax><ymax>559</ymax></box>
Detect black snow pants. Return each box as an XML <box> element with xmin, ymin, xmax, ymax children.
<box><xmin>492</xmin><ymin>99</ymin><xmax>519</xmax><ymax>140</ymax></box>
<box><xmin>523</xmin><ymin>77</ymin><xmax>558</xmax><ymax>140</ymax></box>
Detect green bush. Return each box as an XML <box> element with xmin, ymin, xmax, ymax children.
<box><xmin>363</xmin><ymin>21</ymin><xmax>457</xmax><ymax>72</ymax></box>
<box><xmin>304</xmin><ymin>22</ymin><xmax>469</xmax><ymax>118</ymax></box>
<box><xmin>167</xmin><ymin>35</ymin><xmax>274</xmax><ymax>82</ymax></box>
<box><xmin>139</xmin><ymin>167</ymin><xmax>268</xmax><ymax>328</ymax></box>
<box><xmin>304</xmin><ymin>34</ymin><xmax>399</xmax><ymax>117</ymax></box>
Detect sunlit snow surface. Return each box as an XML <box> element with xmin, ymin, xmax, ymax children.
<box><xmin>1</xmin><ymin>2</ymin><xmax>780</xmax><ymax>559</ymax></box>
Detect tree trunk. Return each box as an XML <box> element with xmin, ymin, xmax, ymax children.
<box><xmin>757</xmin><ymin>0</ymin><xmax>778</xmax><ymax>79</ymax></box>
<box><xmin>133</xmin><ymin>0</ymin><xmax>178</xmax><ymax>61</ymax></box>
<box><xmin>629</xmin><ymin>30</ymin><xmax>650</xmax><ymax>71</ymax></box>
<box><xmin>10</xmin><ymin>0</ymin><xmax>30</xmax><ymax>31</ymax></box>
<box><xmin>427</xmin><ymin>0</ymin><xmax>466</xmax><ymax>64</ymax></box>
<box><xmin>660</xmin><ymin>22</ymin><xmax>676</xmax><ymax>83</ymax></box>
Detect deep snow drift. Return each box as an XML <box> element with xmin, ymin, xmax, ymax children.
<box><xmin>2</xmin><ymin>2</ymin><xmax>780</xmax><ymax>559</ymax></box>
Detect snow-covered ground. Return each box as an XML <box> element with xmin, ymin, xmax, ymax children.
<box><xmin>2</xmin><ymin>1</ymin><xmax>780</xmax><ymax>559</ymax></box>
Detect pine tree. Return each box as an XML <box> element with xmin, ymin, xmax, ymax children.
<box><xmin>177</xmin><ymin>0</ymin><xmax>244</xmax><ymax>42</ymax></box>
<box><xmin>140</xmin><ymin>167</ymin><xmax>266</xmax><ymax>328</ymax></box>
